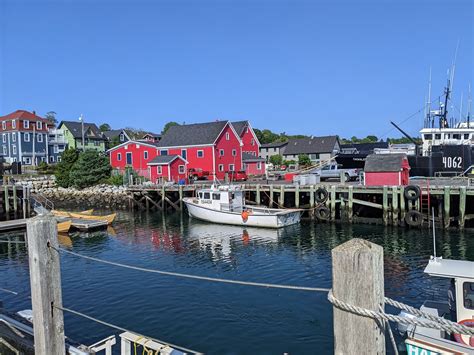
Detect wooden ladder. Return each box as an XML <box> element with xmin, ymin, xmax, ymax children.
<box><xmin>420</xmin><ymin>179</ymin><xmax>431</xmax><ymax>225</ymax></box>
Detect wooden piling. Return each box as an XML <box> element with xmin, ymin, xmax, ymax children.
<box><xmin>330</xmin><ymin>185</ymin><xmax>336</xmax><ymax>221</ymax></box>
<box><xmin>391</xmin><ymin>186</ymin><xmax>398</xmax><ymax>226</ymax></box>
<box><xmin>382</xmin><ymin>186</ymin><xmax>388</xmax><ymax>226</ymax></box>
<box><xmin>4</xmin><ymin>186</ymin><xmax>9</xmax><ymax>213</ymax></box>
<box><xmin>256</xmin><ymin>184</ymin><xmax>260</xmax><ymax>205</ymax></box>
<box><xmin>347</xmin><ymin>186</ymin><xmax>353</xmax><ymax>223</ymax></box>
<box><xmin>444</xmin><ymin>186</ymin><xmax>450</xmax><ymax>229</ymax></box>
<box><xmin>179</xmin><ymin>185</ymin><xmax>183</xmax><ymax>210</ymax></box>
<box><xmin>27</xmin><ymin>215</ymin><xmax>65</xmax><ymax>355</ymax></box>
<box><xmin>331</xmin><ymin>238</ymin><xmax>385</xmax><ymax>355</ymax></box>
<box><xmin>279</xmin><ymin>185</ymin><xmax>285</xmax><ymax>207</ymax></box>
<box><xmin>13</xmin><ymin>185</ymin><xmax>17</xmax><ymax>212</ymax></box>
<box><xmin>161</xmin><ymin>185</ymin><xmax>165</xmax><ymax>210</ymax></box>
<box><xmin>295</xmin><ymin>185</ymin><xmax>300</xmax><ymax>208</ymax></box>
<box><xmin>400</xmin><ymin>186</ymin><xmax>406</xmax><ymax>224</ymax></box>
<box><xmin>269</xmin><ymin>185</ymin><xmax>274</xmax><ymax>208</ymax></box>
<box><xmin>22</xmin><ymin>186</ymin><xmax>27</xmax><ymax>219</ymax></box>
<box><xmin>459</xmin><ymin>186</ymin><xmax>466</xmax><ymax>229</ymax></box>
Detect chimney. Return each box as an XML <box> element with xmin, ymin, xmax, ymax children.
<box><xmin>32</xmin><ymin>110</ymin><xmax>36</xmax><ymax>115</ymax></box>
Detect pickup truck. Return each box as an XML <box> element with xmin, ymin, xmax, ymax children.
<box><xmin>188</xmin><ymin>168</ymin><xmax>210</xmax><ymax>181</ymax></box>
<box><xmin>310</xmin><ymin>163</ymin><xmax>360</xmax><ymax>182</ymax></box>
<box><xmin>229</xmin><ymin>171</ymin><xmax>248</xmax><ymax>182</ymax></box>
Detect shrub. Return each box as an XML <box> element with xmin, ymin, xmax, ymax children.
<box><xmin>106</xmin><ymin>174</ymin><xmax>125</xmax><ymax>186</ymax></box>
<box><xmin>69</xmin><ymin>150</ymin><xmax>112</xmax><ymax>189</ymax></box>
<box><xmin>298</xmin><ymin>154</ymin><xmax>311</xmax><ymax>167</ymax></box>
<box><xmin>269</xmin><ymin>154</ymin><xmax>283</xmax><ymax>166</ymax></box>
<box><xmin>55</xmin><ymin>149</ymin><xmax>79</xmax><ymax>187</ymax></box>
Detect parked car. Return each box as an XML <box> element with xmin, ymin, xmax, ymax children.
<box><xmin>311</xmin><ymin>163</ymin><xmax>359</xmax><ymax>182</ymax></box>
<box><xmin>230</xmin><ymin>171</ymin><xmax>248</xmax><ymax>182</ymax></box>
<box><xmin>188</xmin><ymin>168</ymin><xmax>210</xmax><ymax>181</ymax></box>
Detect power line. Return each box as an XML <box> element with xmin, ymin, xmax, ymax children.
<box><xmin>52</xmin><ymin>246</ymin><xmax>330</xmax><ymax>293</ymax></box>
<box><xmin>55</xmin><ymin>305</ymin><xmax>202</xmax><ymax>354</ymax></box>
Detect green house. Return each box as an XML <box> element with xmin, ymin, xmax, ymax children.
<box><xmin>57</xmin><ymin>120</ymin><xmax>106</xmax><ymax>152</ymax></box>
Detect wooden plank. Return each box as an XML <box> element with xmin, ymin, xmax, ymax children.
<box><xmin>145</xmin><ymin>195</ymin><xmax>162</xmax><ymax>211</ymax></box>
<box><xmin>179</xmin><ymin>185</ymin><xmax>183</xmax><ymax>210</ymax></box>
<box><xmin>382</xmin><ymin>186</ymin><xmax>388</xmax><ymax>226</ymax></box>
<box><xmin>347</xmin><ymin>186</ymin><xmax>353</xmax><ymax>223</ymax></box>
<box><xmin>309</xmin><ymin>185</ymin><xmax>315</xmax><ymax>208</ymax></box>
<box><xmin>330</xmin><ymin>185</ymin><xmax>336</xmax><ymax>221</ymax></box>
<box><xmin>444</xmin><ymin>186</ymin><xmax>450</xmax><ymax>229</ymax></box>
<box><xmin>400</xmin><ymin>186</ymin><xmax>406</xmax><ymax>225</ymax></box>
<box><xmin>279</xmin><ymin>185</ymin><xmax>285</xmax><ymax>207</ymax></box>
<box><xmin>27</xmin><ymin>215</ymin><xmax>65</xmax><ymax>355</ymax></box>
<box><xmin>13</xmin><ymin>185</ymin><xmax>17</xmax><ymax>212</ymax></box>
<box><xmin>164</xmin><ymin>195</ymin><xmax>180</xmax><ymax>211</ymax></box>
<box><xmin>392</xmin><ymin>186</ymin><xmax>399</xmax><ymax>226</ymax></box>
<box><xmin>331</xmin><ymin>238</ymin><xmax>385</xmax><ymax>355</ymax></box>
<box><xmin>295</xmin><ymin>184</ymin><xmax>300</xmax><ymax>208</ymax></box>
<box><xmin>4</xmin><ymin>185</ymin><xmax>9</xmax><ymax>213</ymax></box>
<box><xmin>459</xmin><ymin>187</ymin><xmax>466</xmax><ymax>229</ymax></box>
<box><xmin>0</xmin><ymin>218</ymin><xmax>28</xmax><ymax>231</ymax></box>
<box><xmin>269</xmin><ymin>185</ymin><xmax>273</xmax><ymax>208</ymax></box>
<box><xmin>256</xmin><ymin>184</ymin><xmax>260</xmax><ymax>205</ymax></box>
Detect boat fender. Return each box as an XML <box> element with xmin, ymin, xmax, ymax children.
<box><xmin>241</xmin><ymin>211</ymin><xmax>249</xmax><ymax>222</ymax></box>
<box><xmin>315</xmin><ymin>205</ymin><xmax>330</xmax><ymax>221</ymax></box>
<box><xmin>404</xmin><ymin>185</ymin><xmax>421</xmax><ymax>201</ymax></box>
<box><xmin>315</xmin><ymin>188</ymin><xmax>329</xmax><ymax>203</ymax></box>
<box><xmin>453</xmin><ymin>319</ymin><xmax>474</xmax><ymax>347</ymax></box>
<box><xmin>404</xmin><ymin>210</ymin><xmax>422</xmax><ymax>227</ymax></box>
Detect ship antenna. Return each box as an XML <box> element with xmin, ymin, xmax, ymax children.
<box><xmin>426</xmin><ymin>67</ymin><xmax>432</xmax><ymax>128</ymax></box>
<box><xmin>468</xmin><ymin>83</ymin><xmax>472</xmax><ymax>128</ymax></box>
<box><xmin>432</xmin><ymin>206</ymin><xmax>437</xmax><ymax>258</ymax></box>
<box><xmin>459</xmin><ymin>91</ymin><xmax>463</xmax><ymax>125</ymax></box>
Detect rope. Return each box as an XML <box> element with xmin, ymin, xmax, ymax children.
<box><xmin>379</xmin><ymin>305</ymin><xmax>398</xmax><ymax>355</ymax></box>
<box><xmin>0</xmin><ymin>287</ymin><xmax>19</xmax><ymax>295</ymax></box>
<box><xmin>55</xmin><ymin>305</ymin><xmax>202</xmax><ymax>354</ymax></box>
<box><xmin>328</xmin><ymin>290</ymin><xmax>474</xmax><ymax>336</ymax></box>
<box><xmin>52</xmin><ymin>246</ymin><xmax>330</xmax><ymax>293</ymax></box>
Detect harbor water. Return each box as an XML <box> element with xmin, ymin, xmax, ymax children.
<box><xmin>1</xmin><ymin>210</ymin><xmax>473</xmax><ymax>354</ymax></box>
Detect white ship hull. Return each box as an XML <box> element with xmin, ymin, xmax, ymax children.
<box><xmin>183</xmin><ymin>199</ymin><xmax>301</xmax><ymax>228</ymax></box>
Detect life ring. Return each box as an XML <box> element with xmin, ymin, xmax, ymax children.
<box><xmin>453</xmin><ymin>319</ymin><xmax>474</xmax><ymax>347</ymax></box>
<box><xmin>315</xmin><ymin>205</ymin><xmax>330</xmax><ymax>221</ymax></box>
<box><xmin>404</xmin><ymin>210</ymin><xmax>422</xmax><ymax>227</ymax></box>
<box><xmin>241</xmin><ymin>211</ymin><xmax>249</xmax><ymax>222</ymax></box>
<box><xmin>315</xmin><ymin>187</ymin><xmax>329</xmax><ymax>203</ymax></box>
<box><xmin>404</xmin><ymin>185</ymin><xmax>421</xmax><ymax>201</ymax></box>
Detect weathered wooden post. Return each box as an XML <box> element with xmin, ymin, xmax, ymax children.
<box><xmin>391</xmin><ymin>186</ymin><xmax>399</xmax><ymax>226</ymax></box>
<box><xmin>459</xmin><ymin>186</ymin><xmax>466</xmax><ymax>229</ymax></box>
<box><xmin>330</xmin><ymin>185</ymin><xmax>336</xmax><ymax>221</ymax></box>
<box><xmin>22</xmin><ymin>186</ymin><xmax>27</xmax><ymax>219</ymax></box>
<box><xmin>161</xmin><ymin>185</ymin><xmax>165</xmax><ymax>210</ymax></box>
<box><xmin>256</xmin><ymin>184</ymin><xmax>261</xmax><ymax>205</ymax></box>
<box><xmin>382</xmin><ymin>186</ymin><xmax>388</xmax><ymax>225</ymax></box>
<box><xmin>269</xmin><ymin>185</ymin><xmax>274</xmax><ymax>208</ymax></box>
<box><xmin>27</xmin><ymin>215</ymin><xmax>65</xmax><ymax>355</ymax></box>
<box><xmin>4</xmin><ymin>185</ymin><xmax>10</xmax><ymax>214</ymax></box>
<box><xmin>179</xmin><ymin>185</ymin><xmax>183</xmax><ymax>210</ymax></box>
<box><xmin>347</xmin><ymin>186</ymin><xmax>353</xmax><ymax>223</ymax></box>
<box><xmin>443</xmin><ymin>186</ymin><xmax>450</xmax><ymax>229</ymax></box>
<box><xmin>13</xmin><ymin>185</ymin><xmax>17</xmax><ymax>212</ymax></box>
<box><xmin>399</xmin><ymin>186</ymin><xmax>406</xmax><ymax>225</ymax></box>
<box><xmin>331</xmin><ymin>238</ymin><xmax>385</xmax><ymax>355</ymax></box>
<box><xmin>279</xmin><ymin>185</ymin><xmax>285</xmax><ymax>207</ymax></box>
<box><xmin>295</xmin><ymin>184</ymin><xmax>300</xmax><ymax>208</ymax></box>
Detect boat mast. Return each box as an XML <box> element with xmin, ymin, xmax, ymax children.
<box><xmin>468</xmin><ymin>83</ymin><xmax>472</xmax><ymax>128</ymax></box>
<box><xmin>425</xmin><ymin>67</ymin><xmax>432</xmax><ymax>128</ymax></box>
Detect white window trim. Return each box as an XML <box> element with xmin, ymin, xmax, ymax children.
<box><xmin>2</xmin><ymin>146</ymin><xmax>6</xmax><ymax>155</ymax></box>
<box><xmin>2</xmin><ymin>134</ymin><xmax>5</xmax><ymax>143</ymax></box>
<box><xmin>36</xmin><ymin>121</ymin><xmax>42</xmax><ymax>130</ymax></box>
<box><xmin>117</xmin><ymin>153</ymin><xmax>122</xmax><ymax>161</ymax></box>
<box><xmin>257</xmin><ymin>162</ymin><xmax>262</xmax><ymax>170</ymax></box>
<box><xmin>50</xmin><ymin>156</ymin><xmax>55</xmax><ymax>163</ymax></box>
<box><xmin>24</xmin><ymin>120</ymin><xmax>30</xmax><ymax>129</ymax></box>
<box><xmin>218</xmin><ymin>164</ymin><xmax>224</xmax><ymax>172</ymax></box>
<box><xmin>225</xmin><ymin>132</ymin><xmax>230</xmax><ymax>140</ymax></box>
<box><xmin>229</xmin><ymin>164</ymin><xmax>235</xmax><ymax>171</ymax></box>
<box><xmin>12</xmin><ymin>120</ymin><xmax>16</xmax><ymax>129</ymax></box>
<box><xmin>119</xmin><ymin>133</ymin><xmax>125</xmax><ymax>142</ymax></box>
<box><xmin>144</xmin><ymin>151</ymin><xmax>148</xmax><ymax>159</ymax></box>
<box><xmin>157</xmin><ymin>166</ymin><xmax>162</xmax><ymax>174</ymax></box>
<box><xmin>12</xmin><ymin>145</ymin><xmax>16</xmax><ymax>154</ymax></box>
<box><xmin>232</xmin><ymin>149</ymin><xmax>236</xmax><ymax>156</ymax></box>
<box><xmin>57</xmin><ymin>156</ymin><xmax>61</xmax><ymax>162</ymax></box>
<box><xmin>2</xmin><ymin>122</ymin><xmax>6</xmax><ymax>130</ymax></box>
<box><xmin>24</xmin><ymin>133</ymin><xmax>30</xmax><ymax>142</ymax></box>
<box><xmin>197</xmin><ymin>150</ymin><xmax>204</xmax><ymax>158</ymax></box>
<box><xmin>37</xmin><ymin>134</ymin><xmax>43</xmax><ymax>142</ymax></box>
<box><xmin>219</xmin><ymin>149</ymin><xmax>224</xmax><ymax>157</ymax></box>
<box><xmin>12</xmin><ymin>134</ymin><xmax>16</xmax><ymax>142</ymax></box>
<box><xmin>178</xmin><ymin>165</ymin><xmax>185</xmax><ymax>174</ymax></box>
<box><xmin>54</xmin><ymin>145</ymin><xmax>59</xmax><ymax>153</ymax></box>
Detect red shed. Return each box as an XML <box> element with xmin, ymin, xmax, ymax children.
<box><xmin>148</xmin><ymin>155</ymin><xmax>188</xmax><ymax>184</ymax></box>
<box><xmin>242</xmin><ymin>152</ymin><xmax>266</xmax><ymax>176</ymax></box>
<box><xmin>364</xmin><ymin>153</ymin><xmax>410</xmax><ymax>186</ymax></box>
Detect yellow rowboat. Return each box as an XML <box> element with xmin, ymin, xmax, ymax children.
<box><xmin>68</xmin><ymin>212</ymin><xmax>116</xmax><ymax>225</ymax></box>
<box><xmin>57</xmin><ymin>220</ymin><xmax>72</xmax><ymax>233</ymax></box>
<box><xmin>53</xmin><ymin>209</ymin><xmax>94</xmax><ymax>218</ymax></box>
<box><xmin>57</xmin><ymin>233</ymin><xmax>73</xmax><ymax>247</ymax></box>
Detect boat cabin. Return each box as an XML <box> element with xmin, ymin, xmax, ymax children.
<box><xmin>196</xmin><ymin>186</ymin><xmax>245</xmax><ymax>212</ymax></box>
<box><xmin>424</xmin><ymin>257</ymin><xmax>474</xmax><ymax>324</ymax></box>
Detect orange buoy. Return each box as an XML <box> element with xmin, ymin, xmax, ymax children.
<box><xmin>241</xmin><ymin>211</ymin><xmax>249</xmax><ymax>222</ymax></box>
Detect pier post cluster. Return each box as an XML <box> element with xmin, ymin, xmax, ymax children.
<box><xmin>127</xmin><ymin>183</ymin><xmax>474</xmax><ymax>230</ymax></box>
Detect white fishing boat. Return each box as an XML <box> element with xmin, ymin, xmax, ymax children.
<box><xmin>183</xmin><ymin>185</ymin><xmax>301</xmax><ymax>228</ymax></box>
<box><xmin>398</xmin><ymin>257</ymin><xmax>474</xmax><ymax>354</ymax></box>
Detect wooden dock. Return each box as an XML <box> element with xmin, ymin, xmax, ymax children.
<box><xmin>0</xmin><ymin>217</ymin><xmax>108</xmax><ymax>233</ymax></box>
<box><xmin>127</xmin><ymin>181</ymin><xmax>474</xmax><ymax>230</ymax></box>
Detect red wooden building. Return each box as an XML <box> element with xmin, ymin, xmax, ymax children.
<box><xmin>242</xmin><ymin>153</ymin><xmax>266</xmax><ymax>176</ymax></box>
<box><xmin>232</xmin><ymin>121</ymin><xmax>264</xmax><ymax>175</ymax></box>
<box><xmin>108</xmin><ymin>140</ymin><xmax>159</xmax><ymax>177</ymax></box>
<box><xmin>364</xmin><ymin>153</ymin><xmax>410</xmax><ymax>186</ymax></box>
<box><xmin>148</xmin><ymin>155</ymin><xmax>188</xmax><ymax>183</ymax></box>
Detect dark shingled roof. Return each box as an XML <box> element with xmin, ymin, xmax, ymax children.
<box><xmin>59</xmin><ymin>121</ymin><xmax>105</xmax><ymax>140</ymax></box>
<box><xmin>261</xmin><ymin>141</ymin><xmax>288</xmax><ymax>149</ymax></box>
<box><xmin>158</xmin><ymin>121</ymin><xmax>228</xmax><ymax>147</ymax></box>
<box><xmin>231</xmin><ymin>121</ymin><xmax>248</xmax><ymax>136</ymax></box>
<box><xmin>283</xmin><ymin>136</ymin><xmax>339</xmax><ymax>155</ymax></box>
<box><xmin>364</xmin><ymin>153</ymin><xmax>407</xmax><ymax>172</ymax></box>
<box><xmin>143</xmin><ymin>132</ymin><xmax>161</xmax><ymax>139</ymax></box>
<box><xmin>242</xmin><ymin>152</ymin><xmax>265</xmax><ymax>163</ymax></box>
<box><xmin>102</xmin><ymin>129</ymin><xmax>127</xmax><ymax>140</ymax></box>
<box><xmin>147</xmin><ymin>155</ymin><xmax>184</xmax><ymax>165</ymax></box>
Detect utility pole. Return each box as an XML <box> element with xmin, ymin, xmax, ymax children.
<box><xmin>79</xmin><ymin>114</ymin><xmax>85</xmax><ymax>150</ymax></box>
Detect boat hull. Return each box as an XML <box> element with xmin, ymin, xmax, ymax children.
<box><xmin>184</xmin><ymin>200</ymin><xmax>301</xmax><ymax>228</ymax></box>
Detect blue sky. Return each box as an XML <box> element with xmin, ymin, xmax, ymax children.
<box><xmin>0</xmin><ymin>0</ymin><xmax>472</xmax><ymax>139</ymax></box>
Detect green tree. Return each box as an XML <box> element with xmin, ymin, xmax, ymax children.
<box><xmin>45</xmin><ymin>111</ymin><xmax>57</xmax><ymax>126</ymax></box>
<box><xmin>55</xmin><ymin>149</ymin><xmax>79</xmax><ymax>187</ymax></box>
<box><xmin>298</xmin><ymin>154</ymin><xmax>311</xmax><ymax>167</ymax></box>
<box><xmin>162</xmin><ymin>121</ymin><xmax>180</xmax><ymax>134</ymax></box>
<box><xmin>99</xmin><ymin>123</ymin><xmax>111</xmax><ymax>132</ymax></box>
<box><xmin>108</xmin><ymin>135</ymin><xmax>121</xmax><ymax>149</ymax></box>
<box><xmin>269</xmin><ymin>154</ymin><xmax>283</xmax><ymax>166</ymax></box>
<box><xmin>69</xmin><ymin>150</ymin><xmax>112</xmax><ymax>188</ymax></box>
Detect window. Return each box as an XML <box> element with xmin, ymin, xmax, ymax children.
<box><xmin>50</xmin><ymin>156</ymin><xmax>55</xmax><ymax>163</ymax></box>
<box><xmin>2</xmin><ymin>122</ymin><xmax>5</xmax><ymax>130</ymax></box>
<box><xmin>225</xmin><ymin>132</ymin><xmax>230</xmax><ymax>140</ymax></box>
<box><xmin>424</xmin><ymin>134</ymin><xmax>433</xmax><ymax>140</ymax></box>
<box><xmin>218</xmin><ymin>164</ymin><xmax>224</xmax><ymax>172</ymax></box>
<box><xmin>232</xmin><ymin>149</ymin><xmax>236</xmax><ymax>156</ymax></box>
<box><xmin>212</xmin><ymin>193</ymin><xmax>220</xmax><ymax>200</ymax></box>
<box><xmin>178</xmin><ymin>165</ymin><xmax>185</xmax><ymax>174</ymax></box>
<box><xmin>197</xmin><ymin>150</ymin><xmax>204</xmax><ymax>158</ymax></box>
<box><xmin>229</xmin><ymin>164</ymin><xmax>235</xmax><ymax>171</ymax></box>
<box><xmin>144</xmin><ymin>151</ymin><xmax>148</xmax><ymax>159</ymax></box>
<box><xmin>12</xmin><ymin>145</ymin><xmax>16</xmax><ymax>154</ymax></box>
<box><xmin>126</xmin><ymin>152</ymin><xmax>132</xmax><ymax>165</ymax></box>
<box><xmin>24</xmin><ymin>133</ymin><xmax>30</xmax><ymax>142</ymax></box>
<box><xmin>257</xmin><ymin>162</ymin><xmax>261</xmax><ymax>170</ymax></box>
<box><xmin>452</xmin><ymin>134</ymin><xmax>461</xmax><ymax>140</ymax></box>
<box><xmin>54</xmin><ymin>145</ymin><xmax>59</xmax><ymax>153</ymax></box>
<box><xmin>23</xmin><ymin>157</ymin><xmax>31</xmax><ymax>164</ymax></box>
<box><xmin>57</xmin><ymin>156</ymin><xmax>61</xmax><ymax>162</ymax></box>
<box><xmin>219</xmin><ymin>149</ymin><xmax>224</xmax><ymax>157</ymax></box>
<box><xmin>464</xmin><ymin>134</ymin><xmax>470</xmax><ymax>140</ymax></box>
<box><xmin>119</xmin><ymin>133</ymin><xmax>125</xmax><ymax>142</ymax></box>
<box><xmin>160</xmin><ymin>150</ymin><xmax>168</xmax><ymax>156</ymax></box>
<box><xmin>23</xmin><ymin>120</ymin><xmax>29</xmax><ymax>129</ymax></box>
<box><xmin>246</xmin><ymin>127</ymin><xmax>249</xmax><ymax>133</ymax></box>
<box><xmin>37</xmin><ymin>134</ymin><xmax>43</xmax><ymax>142</ymax></box>
<box><xmin>12</xmin><ymin>120</ymin><xmax>16</xmax><ymax>129</ymax></box>
<box><xmin>12</xmin><ymin>134</ymin><xmax>16</xmax><ymax>142</ymax></box>
<box><xmin>203</xmin><ymin>192</ymin><xmax>211</xmax><ymax>199</ymax></box>
<box><xmin>251</xmin><ymin>138</ymin><xmax>255</xmax><ymax>146</ymax></box>
<box><xmin>117</xmin><ymin>153</ymin><xmax>122</xmax><ymax>161</ymax></box>
<box><xmin>181</xmin><ymin>149</ymin><xmax>187</xmax><ymax>160</ymax></box>
<box><xmin>36</xmin><ymin>121</ymin><xmax>42</xmax><ymax>130</ymax></box>
<box><xmin>2</xmin><ymin>146</ymin><xmax>6</xmax><ymax>155</ymax></box>
<box><xmin>463</xmin><ymin>282</ymin><xmax>474</xmax><ymax>309</ymax></box>
<box><xmin>157</xmin><ymin>166</ymin><xmax>162</xmax><ymax>174</ymax></box>
<box><xmin>435</xmin><ymin>134</ymin><xmax>441</xmax><ymax>140</ymax></box>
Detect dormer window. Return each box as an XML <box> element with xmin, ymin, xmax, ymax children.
<box><xmin>119</xmin><ymin>133</ymin><xmax>125</xmax><ymax>141</ymax></box>
<box><xmin>226</xmin><ymin>132</ymin><xmax>230</xmax><ymax>141</ymax></box>
<box><xmin>36</xmin><ymin>121</ymin><xmax>42</xmax><ymax>130</ymax></box>
<box><xmin>1</xmin><ymin>122</ymin><xmax>6</xmax><ymax>130</ymax></box>
<box><xmin>24</xmin><ymin>120</ymin><xmax>30</xmax><ymax>129</ymax></box>
<box><xmin>12</xmin><ymin>120</ymin><xmax>16</xmax><ymax>129</ymax></box>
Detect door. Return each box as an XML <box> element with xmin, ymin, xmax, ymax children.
<box><xmin>126</xmin><ymin>152</ymin><xmax>132</xmax><ymax>165</ymax></box>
